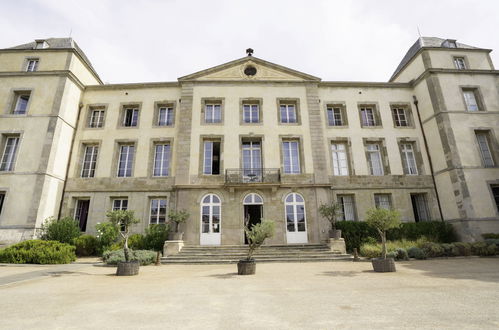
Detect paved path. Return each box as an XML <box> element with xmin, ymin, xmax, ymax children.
<box><xmin>1</xmin><ymin>258</ymin><xmax>498</xmax><ymax>329</ymax></box>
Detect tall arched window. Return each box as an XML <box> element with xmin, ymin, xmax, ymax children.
<box><xmin>243</xmin><ymin>193</ymin><xmax>263</xmax><ymax>205</ymax></box>
<box><xmin>200</xmin><ymin>194</ymin><xmax>221</xmax><ymax>245</ymax></box>
<box><xmin>285</xmin><ymin>193</ymin><xmax>306</xmax><ymax>234</ymax></box>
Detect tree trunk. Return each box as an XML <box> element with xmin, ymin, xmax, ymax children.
<box><xmin>155</xmin><ymin>251</ymin><xmax>161</xmax><ymax>265</ymax></box>
<box><xmin>380</xmin><ymin>231</ymin><xmax>387</xmax><ymax>260</ymax></box>
<box><xmin>124</xmin><ymin>235</ymin><xmax>130</xmax><ymax>262</ymax></box>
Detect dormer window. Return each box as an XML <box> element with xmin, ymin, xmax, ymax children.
<box><xmin>34</xmin><ymin>40</ymin><xmax>48</xmax><ymax>49</ymax></box>
<box><xmin>442</xmin><ymin>39</ymin><xmax>457</xmax><ymax>48</ymax></box>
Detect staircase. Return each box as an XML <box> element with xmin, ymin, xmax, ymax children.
<box><xmin>161</xmin><ymin>244</ymin><xmax>352</xmax><ymax>264</ymax></box>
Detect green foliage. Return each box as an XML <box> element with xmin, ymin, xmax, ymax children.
<box><xmin>128</xmin><ymin>234</ymin><xmax>146</xmax><ymax>250</ymax></box>
<box><xmin>337</xmin><ymin>220</ymin><xmax>457</xmax><ymax>252</ymax></box>
<box><xmin>144</xmin><ymin>224</ymin><xmax>170</xmax><ymax>251</ymax></box>
<box><xmin>74</xmin><ymin>235</ymin><xmax>99</xmax><ymax>257</ymax></box>
<box><xmin>245</xmin><ymin>220</ymin><xmax>275</xmax><ymax>261</ymax></box>
<box><xmin>365</xmin><ymin>208</ymin><xmax>401</xmax><ymax>259</ymax></box>
<box><xmin>95</xmin><ymin>222</ymin><xmax>120</xmax><ymax>254</ymax></box>
<box><xmin>39</xmin><ymin>217</ymin><xmax>81</xmax><ymax>245</ymax></box>
<box><xmin>106</xmin><ymin>210</ymin><xmax>140</xmax><ymax>262</ymax></box>
<box><xmin>167</xmin><ymin>209</ymin><xmax>189</xmax><ymax>233</ymax></box>
<box><xmin>440</xmin><ymin>243</ymin><xmax>460</xmax><ymax>257</ymax></box>
<box><xmin>453</xmin><ymin>242</ymin><xmax>472</xmax><ymax>256</ymax></box>
<box><xmin>318</xmin><ymin>202</ymin><xmax>342</xmax><ymax>231</ymax></box>
<box><xmin>0</xmin><ymin>240</ymin><xmax>76</xmax><ymax>264</ymax></box>
<box><xmin>420</xmin><ymin>242</ymin><xmax>445</xmax><ymax>258</ymax></box>
<box><xmin>471</xmin><ymin>242</ymin><xmax>497</xmax><ymax>256</ymax></box>
<box><xmin>407</xmin><ymin>247</ymin><xmax>426</xmax><ymax>259</ymax></box>
<box><xmin>359</xmin><ymin>238</ymin><xmax>428</xmax><ymax>258</ymax></box>
<box><xmin>395</xmin><ymin>248</ymin><xmax>409</xmax><ymax>261</ymax></box>
<box><xmin>482</xmin><ymin>233</ymin><xmax>499</xmax><ymax>239</ymax></box>
<box><xmin>102</xmin><ymin>249</ymin><xmax>157</xmax><ymax>266</ymax></box>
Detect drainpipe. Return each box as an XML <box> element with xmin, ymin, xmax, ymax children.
<box><xmin>412</xmin><ymin>95</ymin><xmax>444</xmax><ymax>222</ymax></box>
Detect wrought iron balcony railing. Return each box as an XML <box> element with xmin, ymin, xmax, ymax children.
<box><xmin>225</xmin><ymin>168</ymin><xmax>280</xmax><ymax>184</ymax></box>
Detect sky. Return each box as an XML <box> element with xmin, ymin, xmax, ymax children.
<box><xmin>1</xmin><ymin>0</ymin><xmax>497</xmax><ymax>84</ymax></box>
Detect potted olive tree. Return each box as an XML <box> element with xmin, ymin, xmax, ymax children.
<box><xmin>238</xmin><ymin>219</ymin><xmax>275</xmax><ymax>275</ymax></box>
<box><xmin>167</xmin><ymin>209</ymin><xmax>189</xmax><ymax>240</ymax></box>
<box><xmin>107</xmin><ymin>210</ymin><xmax>140</xmax><ymax>276</ymax></box>
<box><xmin>319</xmin><ymin>202</ymin><xmax>342</xmax><ymax>239</ymax></box>
<box><xmin>365</xmin><ymin>208</ymin><xmax>401</xmax><ymax>272</ymax></box>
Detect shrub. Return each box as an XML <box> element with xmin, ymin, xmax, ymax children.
<box><xmin>102</xmin><ymin>249</ymin><xmax>156</xmax><ymax>266</ymax></box>
<box><xmin>144</xmin><ymin>224</ymin><xmax>170</xmax><ymax>251</ymax></box>
<box><xmin>359</xmin><ymin>243</ymin><xmax>382</xmax><ymax>258</ymax></box>
<box><xmin>407</xmin><ymin>247</ymin><xmax>426</xmax><ymax>260</ymax></box>
<box><xmin>74</xmin><ymin>235</ymin><xmax>99</xmax><ymax>257</ymax></box>
<box><xmin>395</xmin><ymin>248</ymin><xmax>409</xmax><ymax>261</ymax></box>
<box><xmin>39</xmin><ymin>217</ymin><xmax>81</xmax><ymax>245</ymax></box>
<box><xmin>245</xmin><ymin>220</ymin><xmax>275</xmax><ymax>261</ymax></box>
<box><xmin>0</xmin><ymin>240</ymin><xmax>76</xmax><ymax>264</ymax></box>
<box><xmin>386</xmin><ymin>251</ymin><xmax>397</xmax><ymax>259</ymax></box>
<box><xmin>128</xmin><ymin>234</ymin><xmax>146</xmax><ymax>250</ymax></box>
<box><xmin>420</xmin><ymin>242</ymin><xmax>445</xmax><ymax>258</ymax></box>
<box><xmin>336</xmin><ymin>221</ymin><xmax>378</xmax><ymax>252</ymax></box>
<box><xmin>95</xmin><ymin>222</ymin><xmax>120</xmax><ymax>253</ymax></box>
<box><xmin>471</xmin><ymin>242</ymin><xmax>497</xmax><ymax>256</ymax></box>
<box><xmin>453</xmin><ymin>242</ymin><xmax>472</xmax><ymax>256</ymax></box>
<box><xmin>441</xmin><ymin>243</ymin><xmax>460</xmax><ymax>257</ymax></box>
<box><xmin>482</xmin><ymin>233</ymin><xmax>499</xmax><ymax>239</ymax></box>
<box><xmin>359</xmin><ymin>239</ymin><xmax>425</xmax><ymax>258</ymax></box>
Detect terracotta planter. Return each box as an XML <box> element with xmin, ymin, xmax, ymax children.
<box><xmin>237</xmin><ymin>259</ymin><xmax>256</xmax><ymax>275</ymax></box>
<box><xmin>329</xmin><ymin>229</ymin><xmax>342</xmax><ymax>239</ymax></box>
<box><xmin>371</xmin><ymin>258</ymin><xmax>396</xmax><ymax>272</ymax></box>
<box><xmin>116</xmin><ymin>260</ymin><xmax>140</xmax><ymax>276</ymax></box>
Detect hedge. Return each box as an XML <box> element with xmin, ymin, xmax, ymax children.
<box><xmin>0</xmin><ymin>240</ymin><xmax>76</xmax><ymax>264</ymax></box>
<box><xmin>74</xmin><ymin>235</ymin><xmax>99</xmax><ymax>257</ymax></box>
<box><xmin>102</xmin><ymin>249</ymin><xmax>157</xmax><ymax>266</ymax></box>
<box><xmin>336</xmin><ymin>220</ymin><xmax>457</xmax><ymax>252</ymax></box>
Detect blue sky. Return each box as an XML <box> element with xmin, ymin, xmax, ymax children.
<box><xmin>1</xmin><ymin>0</ymin><xmax>497</xmax><ymax>83</ymax></box>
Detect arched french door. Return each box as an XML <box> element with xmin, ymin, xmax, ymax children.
<box><xmin>200</xmin><ymin>194</ymin><xmax>221</xmax><ymax>245</ymax></box>
<box><xmin>243</xmin><ymin>193</ymin><xmax>263</xmax><ymax>244</ymax></box>
<box><xmin>285</xmin><ymin>193</ymin><xmax>308</xmax><ymax>244</ymax></box>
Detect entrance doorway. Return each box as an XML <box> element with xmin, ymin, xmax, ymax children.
<box><xmin>243</xmin><ymin>193</ymin><xmax>263</xmax><ymax>244</ymax></box>
<box><xmin>75</xmin><ymin>200</ymin><xmax>90</xmax><ymax>232</ymax></box>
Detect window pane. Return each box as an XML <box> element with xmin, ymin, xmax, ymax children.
<box><xmin>203</xmin><ymin>141</ymin><xmax>213</xmax><ymax>174</ymax></box>
<box><xmin>476</xmin><ymin>133</ymin><xmax>495</xmax><ymax>167</ymax></box>
<box><xmin>463</xmin><ymin>91</ymin><xmax>479</xmax><ymax>111</ymax></box>
<box><xmin>153</xmin><ymin>144</ymin><xmax>170</xmax><ymax>176</ymax></box>
<box><xmin>14</xmin><ymin>95</ymin><xmax>30</xmax><ymax>114</ymax></box>
<box><xmin>0</xmin><ymin>137</ymin><xmax>20</xmax><ymax>171</ymax></box>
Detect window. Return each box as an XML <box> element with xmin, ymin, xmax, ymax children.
<box><xmin>89</xmin><ymin>109</ymin><xmax>105</xmax><ymax>128</ymax></box>
<box><xmin>374</xmin><ymin>194</ymin><xmax>391</xmax><ymax>210</ymax></box>
<box><xmin>366</xmin><ymin>144</ymin><xmax>383</xmax><ymax>176</ymax></box>
<box><xmin>12</xmin><ymin>92</ymin><xmax>30</xmax><ymax>115</ymax></box>
<box><xmin>401</xmin><ymin>143</ymin><xmax>418</xmax><ymax>175</ymax></box>
<box><xmin>117</xmin><ymin>145</ymin><xmax>135</xmax><ymax>177</ymax></box>
<box><xmin>243</xmin><ymin>104</ymin><xmax>259</xmax><ymax>123</ymax></box>
<box><xmin>392</xmin><ymin>108</ymin><xmax>409</xmax><ymax>127</ymax></box>
<box><xmin>112</xmin><ymin>199</ymin><xmax>128</xmax><ymax>211</ymax></box>
<box><xmin>158</xmin><ymin>106</ymin><xmax>174</xmax><ymax>126</ymax></box>
<box><xmin>203</xmin><ymin>141</ymin><xmax>221</xmax><ymax>175</ymax></box>
<box><xmin>411</xmin><ymin>194</ymin><xmax>430</xmax><ymax>222</ymax></box>
<box><xmin>491</xmin><ymin>186</ymin><xmax>499</xmax><ymax>212</ymax></box>
<box><xmin>327</xmin><ymin>106</ymin><xmax>343</xmax><ymax>126</ymax></box>
<box><xmin>0</xmin><ymin>136</ymin><xmax>20</xmax><ymax>171</ymax></box>
<box><xmin>360</xmin><ymin>107</ymin><xmax>376</xmax><ymax>127</ymax></box>
<box><xmin>462</xmin><ymin>89</ymin><xmax>481</xmax><ymax>111</ymax></box>
<box><xmin>476</xmin><ymin>132</ymin><xmax>495</xmax><ymax>167</ymax></box>
<box><xmin>153</xmin><ymin>143</ymin><xmax>170</xmax><ymax>176</ymax></box>
<box><xmin>285</xmin><ymin>193</ymin><xmax>306</xmax><ymax>232</ymax></box>
<box><xmin>74</xmin><ymin>199</ymin><xmax>90</xmax><ymax>232</ymax></box>
<box><xmin>150</xmin><ymin>198</ymin><xmax>167</xmax><ymax>224</ymax></box>
<box><xmin>205</xmin><ymin>104</ymin><xmax>222</xmax><ymax>123</ymax></box>
<box><xmin>242</xmin><ymin>140</ymin><xmax>262</xmax><ymax>180</ymax></box>
<box><xmin>337</xmin><ymin>195</ymin><xmax>356</xmax><ymax>221</ymax></box>
<box><xmin>280</xmin><ymin>104</ymin><xmax>297</xmax><ymax>123</ymax></box>
<box><xmin>26</xmin><ymin>59</ymin><xmax>39</xmax><ymax>72</ymax></box>
<box><xmin>123</xmin><ymin>108</ymin><xmax>139</xmax><ymax>127</ymax></box>
<box><xmin>331</xmin><ymin>143</ymin><xmax>349</xmax><ymax>176</ymax></box>
<box><xmin>35</xmin><ymin>40</ymin><xmax>47</xmax><ymax>49</ymax></box>
<box><xmin>201</xmin><ymin>194</ymin><xmax>221</xmax><ymax>233</ymax></box>
<box><xmin>0</xmin><ymin>192</ymin><xmax>4</xmax><ymax>215</ymax></box>
<box><xmin>81</xmin><ymin>145</ymin><xmax>98</xmax><ymax>178</ymax></box>
<box><xmin>282</xmin><ymin>140</ymin><xmax>300</xmax><ymax>174</ymax></box>
<box><xmin>454</xmin><ymin>57</ymin><xmax>466</xmax><ymax>70</ymax></box>
<box><xmin>442</xmin><ymin>39</ymin><xmax>457</xmax><ymax>48</ymax></box>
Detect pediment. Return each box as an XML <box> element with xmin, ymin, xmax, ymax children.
<box><xmin>178</xmin><ymin>57</ymin><xmax>320</xmax><ymax>82</ymax></box>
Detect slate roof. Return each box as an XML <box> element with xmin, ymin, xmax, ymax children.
<box><xmin>389</xmin><ymin>37</ymin><xmax>480</xmax><ymax>81</ymax></box>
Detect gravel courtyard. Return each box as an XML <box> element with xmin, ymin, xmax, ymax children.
<box><xmin>1</xmin><ymin>258</ymin><xmax>498</xmax><ymax>329</ymax></box>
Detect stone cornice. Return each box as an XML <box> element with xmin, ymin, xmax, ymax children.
<box><xmin>0</xmin><ymin>70</ymin><xmax>86</xmax><ymax>90</ymax></box>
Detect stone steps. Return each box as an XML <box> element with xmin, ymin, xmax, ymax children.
<box><xmin>161</xmin><ymin>244</ymin><xmax>352</xmax><ymax>264</ymax></box>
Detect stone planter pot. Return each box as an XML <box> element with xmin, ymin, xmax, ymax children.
<box><xmin>116</xmin><ymin>260</ymin><xmax>140</xmax><ymax>276</ymax></box>
<box><xmin>371</xmin><ymin>258</ymin><xmax>396</xmax><ymax>272</ymax></box>
<box><xmin>237</xmin><ymin>259</ymin><xmax>256</xmax><ymax>275</ymax></box>
<box><xmin>329</xmin><ymin>229</ymin><xmax>342</xmax><ymax>239</ymax></box>
<box><xmin>169</xmin><ymin>232</ymin><xmax>184</xmax><ymax>240</ymax></box>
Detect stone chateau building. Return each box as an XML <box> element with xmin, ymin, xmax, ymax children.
<box><xmin>0</xmin><ymin>37</ymin><xmax>498</xmax><ymax>245</ymax></box>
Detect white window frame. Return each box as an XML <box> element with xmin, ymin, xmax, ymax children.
<box><xmin>282</xmin><ymin>140</ymin><xmax>300</xmax><ymax>174</ymax></box>
<box><xmin>476</xmin><ymin>132</ymin><xmax>495</xmax><ymax>167</ymax></box>
<box><xmin>463</xmin><ymin>90</ymin><xmax>479</xmax><ymax>111</ymax></box>
<box><xmin>200</xmin><ymin>194</ymin><xmax>221</xmax><ymax>234</ymax></box>
<box><xmin>374</xmin><ymin>194</ymin><xmax>391</xmax><ymax>210</ymax></box>
<box><xmin>401</xmin><ymin>143</ymin><xmax>418</xmax><ymax>175</ymax></box>
<box><xmin>243</xmin><ymin>104</ymin><xmax>259</xmax><ymax>123</ymax></box>
<box><xmin>112</xmin><ymin>199</ymin><xmax>128</xmax><ymax>211</ymax></box>
<box><xmin>89</xmin><ymin>109</ymin><xmax>105</xmax><ymax>128</ymax></box>
<box><xmin>360</xmin><ymin>107</ymin><xmax>376</xmax><ymax>126</ymax></box>
<box><xmin>392</xmin><ymin>108</ymin><xmax>409</xmax><ymax>127</ymax></box>
<box><xmin>158</xmin><ymin>107</ymin><xmax>174</xmax><ymax>126</ymax></box>
<box><xmin>338</xmin><ymin>195</ymin><xmax>356</xmax><ymax>221</ymax></box>
<box><xmin>153</xmin><ymin>143</ymin><xmax>170</xmax><ymax>176</ymax></box>
<box><xmin>13</xmin><ymin>93</ymin><xmax>30</xmax><ymax>115</ymax></box>
<box><xmin>327</xmin><ymin>107</ymin><xmax>343</xmax><ymax>126</ymax></box>
<box><xmin>331</xmin><ymin>143</ymin><xmax>349</xmax><ymax>176</ymax></box>
<box><xmin>123</xmin><ymin>108</ymin><xmax>139</xmax><ymax>127</ymax></box>
<box><xmin>26</xmin><ymin>59</ymin><xmax>39</xmax><ymax>72</ymax></box>
<box><xmin>81</xmin><ymin>145</ymin><xmax>98</xmax><ymax>178</ymax></box>
<box><xmin>412</xmin><ymin>194</ymin><xmax>430</xmax><ymax>222</ymax></box>
<box><xmin>0</xmin><ymin>136</ymin><xmax>20</xmax><ymax>171</ymax></box>
<box><xmin>149</xmin><ymin>198</ymin><xmax>168</xmax><ymax>224</ymax></box>
<box><xmin>117</xmin><ymin>145</ymin><xmax>135</xmax><ymax>177</ymax></box>
<box><xmin>454</xmin><ymin>57</ymin><xmax>466</xmax><ymax>70</ymax></box>
<box><xmin>367</xmin><ymin>144</ymin><xmax>384</xmax><ymax>176</ymax></box>
<box><xmin>280</xmin><ymin>104</ymin><xmax>297</xmax><ymax>123</ymax></box>
<box><xmin>204</xmin><ymin>104</ymin><xmax>222</xmax><ymax>123</ymax></box>
<box><xmin>285</xmin><ymin>193</ymin><xmax>307</xmax><ymax>232</ymax></box>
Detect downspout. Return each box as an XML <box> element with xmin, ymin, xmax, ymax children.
<box><xmin>412</xmin><ymin>95</ymin><xmax>444</xmax><ymax>222</ymax></box>
<box><xmin>57</xmin><ymin>101</ymin><xmax>84</xmax><ymax>219</ymax></box>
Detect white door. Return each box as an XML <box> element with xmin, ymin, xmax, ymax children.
<box><xmin>200</xmin><ymin>194</ymin><xmax>221</xmax><ymax>245</ymax></box>
<box><xmin>285</xmin><ymin>193</ymin><xmax>308</xmax><ymax>244</ymax></box>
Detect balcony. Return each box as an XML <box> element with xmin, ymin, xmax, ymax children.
<box><xmin>225</xmin><ymin>168</ymin><xmax>280</xmax><ymax>185</ymax></box>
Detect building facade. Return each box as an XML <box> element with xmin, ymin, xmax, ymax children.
<box><xmin>0</xmin><ymin>37</ymin><xmax>498</xmax><ymax>245</ymax></box>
